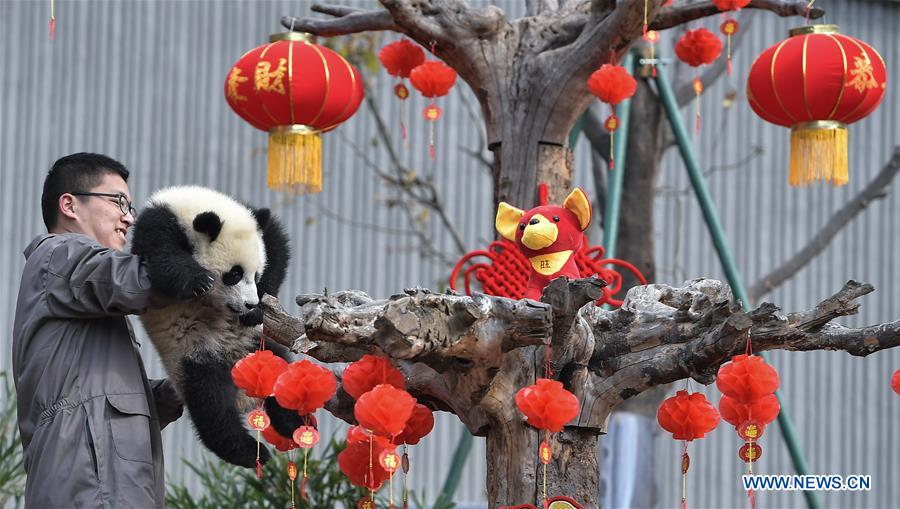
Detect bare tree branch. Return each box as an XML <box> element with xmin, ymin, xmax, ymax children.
<box><xmin>281</xmin><ymin>6</ymin><xmax>398</xmax><ymax>37</ymax></box>
<box><xmin>650</xmin><ymin>0</ymin><xmax>824</xmax><ymax>31</ymax></box>
<box><xmin>748</xmin><ymin>148</ymin><xmax>900</xmax><ymax>302</ymax></box>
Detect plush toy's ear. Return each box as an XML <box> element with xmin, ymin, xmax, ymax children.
<box><xmin>563</xmin><ymin>188</ymin><xmax>591</xmax><ymax>231</ymax></box>
<box><xmin>193</xmin><ymin>211</ymin><xmax>223</xmax><ymax>242</ymax></box>
<box><xmin>252</xmin><ymin>208</ymin><xmax>271</xmax><ymax>230</ymax></box>
<box><xmin>496</xmin><ymin>202</ymin><xmax>525</xmax><ymax>241</ymax></box>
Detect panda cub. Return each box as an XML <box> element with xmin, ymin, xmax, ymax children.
<box><xmin>131</xmin><ymin>186</ymin><xmax>300</xmax><ymax>468</ymax></box>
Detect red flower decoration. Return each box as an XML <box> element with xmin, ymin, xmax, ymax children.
<box><xmin>716</xmin><ymin>354</ymin><xmax>780</xmax><ymax>403</ymax></box>
<box><xmin>392</xmin><ymin>403</ymin><xmax>435</xmax><ymax>445</ymax></box>
<box><xmin>338</xmin><ymin>439</ymin><xmax>394</xmax><ymax>490</ymax></box>
<box><xmin>378</xmin><ymin>39</ymin><xmax>426</xmax><ymax>79</ymax></box>
<box><xmin>231</xmin><ymin>350</ymin><xmax>288</xmax><ymax>398</ymax></box>
<box><xmin>354</xmin><ymin>384</ymin><xmax>416</xmax><ymax>437</ymax></box>
<box><xmin>712</xmin><ymin>0</ymin><xmax>751</xmax><ymax>10</ymax></box>
<box><xmin>342</xmin><ymin>355</ymin><xmax>406</xmax><ymax>400</ymax></box>
<box><xmin>718</xmin><ymin>393</ymin><xmax>781</xmax><ymax>427</ymax></box>
<box><xmin>892</xmin><ymin>369</ymin><xmax>900</xmax><ymax>395</ymax></box>
<box><xmin>515</xmin><ymin>378</ymin><xmax>580</xmax><ymax>433</ymax></box>
<box><xmin>261</xmin><ymin>425</ymin><xmax>297</xmax><ymax>452</ymax></box>
<box><xmin>675</xmin><ymin>28</ymin><xmax>723</xmax><ymax>67</ymax></box>
<box><xmin>273</xmin><ymin>360</ymin><xmax>337</xmax><ymax>414</ymax></box>
<box><xmin>409</xmin><ymin>60</ymin><xmax>458</xmax><ymax>98</ymax></box>
<box><xmin>586</xmin><ymin>64</ymin><xmax>637</xmax><ymax>105</ymax></box>
<box><xmin>657</xmin><ymin>390</ymin><xmax>720</xmax><ymax>440</ymax></box>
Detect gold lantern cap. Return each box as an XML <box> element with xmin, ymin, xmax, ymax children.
<box><xmin>789</xmin><ymin>24</ymin><xmax>839</xmax><ymax>37</ymax></box>
<box><xmin>269</xmin><ymin>32</ymin><xmax>313</xmax><ymax>43</ymax></box>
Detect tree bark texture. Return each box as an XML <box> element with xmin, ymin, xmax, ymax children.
<box><xmin>261</xmin><ymin>278</ymin><xmax>899</xmax><ymax>507</ymax></box>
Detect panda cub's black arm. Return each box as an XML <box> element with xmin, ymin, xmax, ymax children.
<box><xmin>240</xmin><ymin>208</ymin><xmax>291</xmax><ymax>327</ymax></box>
<box><xmin>132</xmin><ymin>206</ymin><xmax>215</xmax><ymax>300</ymax></box>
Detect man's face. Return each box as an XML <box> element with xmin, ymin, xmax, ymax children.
<box><xmin>72</xmin><ymin>173</ymin><xmax>134</xmax><ymax>251</ymax></box>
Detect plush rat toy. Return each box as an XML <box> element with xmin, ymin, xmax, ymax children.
<box><xmin>495</xmin><ymin>188</ymin><xmax>592</xmax><ymax>301</ymax></box>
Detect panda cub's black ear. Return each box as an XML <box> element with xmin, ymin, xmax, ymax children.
<box><xmin>193</xmin><ymin>211</ymin><xmax>223</xmax><ymax>242</ymax></box>
<box><xmin>252</xmin><ymin>208</ymin><xmax>271</xmax><ymax>230</ymax></box>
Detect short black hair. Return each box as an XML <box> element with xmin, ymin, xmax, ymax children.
<box><xmin>41</xmin><ymin>153</ymin><xmax>130</xmax><ymax>231</ymax></box>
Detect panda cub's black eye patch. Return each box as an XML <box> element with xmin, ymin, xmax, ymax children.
<box><xmin>222</xmin><ymin>265</ymin><xmax>244</xmax><ymax>286</ymax></box>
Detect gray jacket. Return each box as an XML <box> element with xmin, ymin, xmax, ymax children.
<box><xmin>12</xmin><ymin>233</ymin><xmax>182</xmax><ymax>509</ymax></box>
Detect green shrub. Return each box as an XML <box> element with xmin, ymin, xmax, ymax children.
<box><xmin>0</xmin><ymin>373</ymin><xmax>25</xmax><ymax>508</ymax></box>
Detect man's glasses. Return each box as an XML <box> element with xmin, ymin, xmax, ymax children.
<box><xmin>70</xmin><ymin>192</ymin><xmax>136</xmax><ymax>217</ymax></box>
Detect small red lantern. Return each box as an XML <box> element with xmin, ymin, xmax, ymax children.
<box><xmin>675</xmin><ymin>28</ymin><xmax>723</xmax><ymax>133</ymax></box>
<box><xmin>392</xmin><ymin>403</ymin><xmax>435</xmax><ymax>445</ymax></box>
<box><xmin>342</xmin><ymin>355</ymin><xmax>406</xmax><ymax>399</ymax></box>
<box><xmin>378</xmin><ymin>449</ymin><xmax>401</xmax><ymax>473</ymax></box>
<box><xmin>273</xmin><ymin>360</ymin><xmax>338</xmax><ymax>414</ymax></box>
<box><xmin>379</xmin><ymin>39</ymin><xmax>426</xmax><ymax>139</ymax></box>
<box><xmin>225</xmin><ymin>32</ymin><xmax>365</xmax><ymax>193</ymax></box>
<box><xmin>261</xmin><ymin>425</ymin><xmax>297</xmax><ymax>452</ymax></box>
<box><xmin>586</xmin><ymin>64</ymin><xmax>637</xmax><ymax>170</ymax></box>
<box><xmin>293</xmin><ymin>425</ymin><xmax>320</xmax><ymax>449</ymax></box>
<box><xmin>892</xmin><ymin>369</ymin><xmax>900</xmax><ymax>395</ymax></box>
<box><xmin>231</xmin><ymin>350</ymin><xmax>288</xmax><ymax>398</ymax></box>
<box><xmin>247</xmin><ymin>409</ymin><xmax>271</xmax><ymax>431</ymax></box>
<box><xmin>515</xmin><ymin>378</ymin><xmax>580</xmax><ymax>433</ymax></box>
<box><xmin>719</xmin><ymin>393</ymin><xmax>780</xmax><ymax>427</ymax></box>
<box><xmin>747</xmin><ymin>25</ymin><xmax>887</xmax><ymax>186</ymax></box>
<box><xmin>716</xmin><ymin>354</ymin><xmax>780</xmax><ymax>402</ymax></box>
<box><xmin>657</xmin><ymin>390</ymin><xmax>720</xmax><ymax>440</ymax></box>
<box><xmin>338</xmin><ymin>439</ymin><xmax>394</xmax><ymax>490</ymax></box>
<box><xmin>739</xmin><ymin>442</ymin><xmax>763</xmax><ymax>463</ymax></box>
<box><xmin>409</xmin><ymin>60</ymin><xmax>458</xmax><ymax>160</ymax></box>
<box><xmin>354</xmin><ymin>384</ymin><xmax>417</xmax><ymax>437</ymax></box>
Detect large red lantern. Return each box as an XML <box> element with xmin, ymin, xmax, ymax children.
<box><xmin>747</xmin><ymin>25</ymin><xmax>887</xmax><ymax>186</ymax></box>
<box><xmin>225</xmin><ymin>32</ymin><xmax>365</xmax><ymax>193</ymax></box>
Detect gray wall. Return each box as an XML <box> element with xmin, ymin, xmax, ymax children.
<box><xmin>1</xmin><ymin>0</ymin><xmax>898</xmax><ymax>507</ymax></box>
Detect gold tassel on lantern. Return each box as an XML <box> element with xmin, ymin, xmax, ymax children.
<box><xmin>789</xmin><ymin>121</ymin><xmax>848</xmax><ymax>187</ymax></box>
<box><xmin>267</xmin><ymin>125</ymin><xmax>323</xmax><ymax>193</ymax></box>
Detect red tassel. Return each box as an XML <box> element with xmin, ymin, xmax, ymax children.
<box><xmin>682</xmin><ymin>500</ymin><xmax>688</xmax><ymax>509</ymax></box>
<box><xmin>301</xmin><ymin>474</ymin><xmax>308</xmax><ymax>501</ymax></box>
<box><xmin>256</xmin><ymin>458</ymin><xmax>262</xmax><ymax>480</ymax></box>
<box><xmin>727</xmin><ymin>58</ymin><xmax>732</xmax><ymax>76</ymax></box>
<box><xmin>748</xmin><ymin>487</ymin><xmax>756</xmax><ymax>509</ymax></box>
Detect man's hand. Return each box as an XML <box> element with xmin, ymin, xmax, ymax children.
<box><xmin>150</xmin><ymin>378</ymin><xmax>184</xmax><ymax>429</ymax></box>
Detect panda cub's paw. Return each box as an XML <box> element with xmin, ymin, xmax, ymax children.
<box><xmin>175</xmin><ymin>269</ymin><xmax>216</xmax><ymax>300</ymax></box>
<box><xmin>239</xmin><ymin>307</ymin><xmax>264</xmax><ymax>327</ymax></box>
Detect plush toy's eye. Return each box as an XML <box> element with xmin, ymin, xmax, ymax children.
<box><xmin>519</xmin><ymin>223</ymin><xmax>526</xmax><ymax>231</ymax></box>
<box><xmin>552</xmin><ymin>215</ymin><xmax>560</xmax><ymax>222</ymax></box>
<box><xmin>222</xmin><ymin>265</ymin><xmax>244</xmax><ymax>286</ymax></box>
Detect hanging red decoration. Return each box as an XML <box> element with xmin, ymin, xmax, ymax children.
<box><xmin>342</xmin><ymin>354</ymin><xmax>406</xmax><ymax>399</ymax></box>
<box><xmin>354</xmin><ymin>384</ymin><xmax>417</xmax><ymax>437</ymax></box>
<box><xmin>713</xmin><ymin>0</ymin><xmax>749</xmax><ymax>76</ymax></box>
<box><xmin>262</xmin><ymin>425</ymin><xmax>298</xmax><ymax>452</ymax></box>
<box><xmin>892</xmin><ymin>369</ymin><xmax>900</xmax><ymax>395</ymax></box>
<box><xmin>392</xmin><ymin>403</ymin><xmax>435</xmax><ymax>445</ymax></box>
<box><xmin>379</xmin><ymin>39</ymin><xmax>426</xmax><ymax>140</ymax></box>
<box><xmin>716</xmin><ymin>354</ymin><xmax>780</xmax><ymax>402</ymax></box>
<box><xmin>409</xmin><ymin>59</ymin><xmax>458</xmax><ymax>160</ymax></box>
<box><xmin>657</xmin><ymin>390</ymin><xmax>720</xmax><ymax>440</ymax></box>
<box><xmin>338</xmin><ymin>439</ymin><xmax>394</xmax><ymax>490</ymax></box>
<box><xmin>747</xmin><ymin>25</ymin><xmax>887</xmax><ymax>186</ymax></box>
<box><xmin>712</xmin><ymin>0</ymin><xmax>751</xmax><ymax>9</ymax></box>
<box><xmin>675</xmin><ymin>28</ymin><xmax>723</xmax><ymax>133</ymax></box>
<box><xmin>231</xmin><ymin>350</ymin><xmax>289</xmax><ymax>398</ymax></box>
<box><xmin>293</xmin><ymin>425</ymin><xmax>320</xmax><ymax>449</ymax></box>
<box><xmin>225</xmin><ymin>32</ymin><xmax>365</xmax><ymax>193</ymax></box>
<box><xmin>587</xmin><ymin>64</ymin><xmax>638</xmax><ymax>170</ymax></box>
<box><xmin>515</xmin><ymin>378</ymin><xmax>580</xmax><ymax>433</ymax></box>
<box><xmin>273</xmin><ymin>360</ymin><xmax>338</xmax><ymax>414</ymax></box>
<box><xmin>719</xmin><ymin>393</ymin><xmax>780</xmax><ymax>427</ymax></box>
<box><xmin>379</xmin><ymin>39</ymin><xmax>426</xmax><ymax>80</ymax></box>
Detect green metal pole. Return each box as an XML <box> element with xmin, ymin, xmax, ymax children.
<box><xmin>602</xmin><ymin>52</ymin><xmax>635</xmax><ymax>259</ymax></box>
<box><xmin>434</xmin><ymin>430</ymin><xmax>473</xmax><ymax>507</ymax></box>
<box><xmin>653</xmin><ymin>63</ymin><xmax>821</xmax><ymax>509</ymax></box>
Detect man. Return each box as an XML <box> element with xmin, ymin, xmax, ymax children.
<box><xmin>12</xmin><ymin>153</ymin><xmax>212</xmax><ymax>508</ymax></box>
